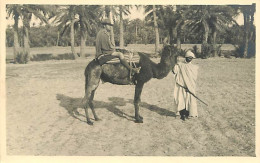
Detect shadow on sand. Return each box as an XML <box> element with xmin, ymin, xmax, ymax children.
<box><xmin>56</xmin><ymin>94</ymin><xmax>176</xmax><ymax>123</ymax></box>
<box><xmin>56</xmin><ymin>94</ymin><xmax>135</xmax><ymax>122</ymax></box>
<box><xmin>127</xmin><ymin>99</ymin><xmax>176</xmax><ymax>118</ymax></box>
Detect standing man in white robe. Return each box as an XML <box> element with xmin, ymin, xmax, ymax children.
<box><xmin>172</xmin><ymin>51</ymin><xmax>199</xmax><ymax>121</ymax></box>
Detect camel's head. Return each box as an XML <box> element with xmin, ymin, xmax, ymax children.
<box><xmin>160</xmin><ymin>44</ymin><xmax>178</xmax><ymax>68</ymax></box>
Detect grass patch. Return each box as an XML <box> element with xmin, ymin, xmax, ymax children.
<box><xmin>53</xmin><ymin>53</ymin><xmax>75</xmax><ymax>60</ymax></box>
<box><xmin>30</xmin><ymin>53</ymin><xmax>75</xmax><ymax>61</ymax></box>
<box><xmin>31</xmin><ymin>53</ymin><xmax>53</xmax><ymax>61</ymax></box>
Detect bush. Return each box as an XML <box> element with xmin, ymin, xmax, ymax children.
<box><xmin>215</xmin><ymin>44</ymin><xmax>222</xmax><ymax>57</ymax></box>
<box><xmin>30</xmin><ymin>53</ymin><xmax>75</xmax><ymax>62</ymax></box>
<box><xmin>222</xmin><ymin>51</ymin><xmax>234</xmax><ymax>58</ymax></box>
<box><xmin>177</xmin><ymin>48</ymin><xmax>187</xmax><ymax>57</ymax></box>
<box><xmin>191</xmin><ymin>45</ymin><xmax>201</xmax><ymax>58</ymax></box>
<box><xmin>234</xmin><ymin>44</ymin><xmax>244</xmax><ymax>58</ymax></box>
<box><xmin>54</xmin><ymin>53</ymin><xmax>75</xmax><ymax>60</ymax></box>
<box><xmin>201</xmin><ymin>43</ymin><xmax>212</xmax><ymax>59</ymax></box>
<box><xmin>31</xmin><ymin>54</ymin><xmax>53</xmax><ymax>61</ymax></box>
<box><xmin>234</xmin><ymin>41</ymin><xmax>255</xmax><ymax>58</ymax></box>
<box><xmin>16</xmin><ymin>52</ymin><xmax>29</xmax><ymax>64</ymax></box>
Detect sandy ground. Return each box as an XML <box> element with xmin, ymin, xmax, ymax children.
<box><xmin>6</xmin><ymin>57</ymin><xmax>255</xmax><ymax>156</ymax></box>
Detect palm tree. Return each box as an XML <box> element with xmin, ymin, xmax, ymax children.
<box><xmin>208</xmin><ymin>6</ymin><xmax>238</xmax><ymax>56</ymax></box>
<box><xmin>241</xmin><ymin>4</ymin><xmax>255</xmax><ymax>57</ymax></box>
<box><xmin>6</xmin><ymin>5</ymin><xmax>54</xmax><ymax>62</ymax></box>
<box><xmin>6</xmin><ymin>5</ymin><xmax>21</xmax><ymax>63</ymax></box>
<box><xmin>21</xmin><ymin>5</ymin><xmax>53</xmax><ymax>59</ymax></box>
<box><xmin>109</xmin><ymin>6</ymin><xmax>116</xmax><ymax>46</ymax></box>
<box><xmin>118</xmin><ymin>5</ymin><xmax>141</xmax><ymax>48</ymax></box>
<box><xmin>118</xmin><ymin>6</ymin><xmax>131</xmax><ymax>48</ymax></box>
<box><xmin>184</xmin><ymin>5</ymin><xmax>238</xmax><ymax>57</ymax></box>
<box><xmin>157</xmin><ymin>5</ymin><xmax>175</xmax><ymax>45</ymax></box>
<box><xmin>145</xmin><ymin>5</ymin><xmax>160</xmax><ymax>54</ymax></box>
<box><xmin>55</xmin><ymin>5</ymin><xmax>78</xmax><ymax>58</ymax></box>
<box><xmin>56</xmin><ymin>5</ymin><xmax>101</xmax><ymax>58</ymax></box>
<box><xmin>158</xmin><ymin>5</ymin><xmax>187</xmax><ymax>49</ymax></box>
<box><xmin>129</xmin><ymin>18</ymin><xmax>142</xmax><ymax>44</ymax></box>
<box><xmin>77</xmin><ymin>5</ymin><xmax>101</xmax><ymax>57</ymax></box>
<box><xmin>184</xmin><ymin>6</ymin><xmax>210</xmax><ymax>45</ymax></box>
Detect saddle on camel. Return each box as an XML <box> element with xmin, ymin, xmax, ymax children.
<box><xmin>94</xmin><ymin>19</ymin><xmax>141</xmax><ymax>84</ymax></box>
<box><xmin>95</xmin><ymin>49</ymin><xmax>140</xmax><ymax>82</ymax></box>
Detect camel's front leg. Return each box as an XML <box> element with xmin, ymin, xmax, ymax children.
<box><xmin>134</xmin><ymin>82</ymin><xmax>144</xmax><ymax>123</ymax></box>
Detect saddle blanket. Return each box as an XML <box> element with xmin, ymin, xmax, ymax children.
<box><xmin>98</xmin><ymin>52</ymin><xmax>140</xmax><ymax>65</ymax></box>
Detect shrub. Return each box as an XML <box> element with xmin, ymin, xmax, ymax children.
<box><xmin>248</xmin><ymin>40</ymin><xmax>256</xmax><ymax>58</ymax></box>
<box><xmin>234</xmin><ymin>41</ymin><xmax>255</xmax><ymax>58</ymax></box>
<box><xmin>30</xmin><ymin>53</ymin><xmax>75</xmax><ymax>62</ymax></box>
<box><xmin>53</xmin><ymin>53</ymin><xmax>75</xmax><ymax>60</ymax></box>
<box><xmin>215</xmin><ymin>44</ymin><xmax>222</xmax><ymax>57</ymax></box>
<box><xmin>16</xmin><ymin>52</ymin><xmax>29</xmax><ymax>64</ymax></box>
<box><xmin>31</xmin><ymin>54</ymin><xmax>53</xmax><ymax>61</ymax></box>
<box><xmin>234</xmin><ymin>44</ymin><xmax>244</xmax><ymax>58</ymax></box>
<box><xmin>177</xmin><ymin>48</ymin><xmax>187</xmax><ymax>57</ymax></box>
<box><xmin>201</xmin><ymin>43</ymin><xmax>212</xmax><ymax>59</ymax></box>
<box><xmin>222</xmin><ymin>51</ymin><xmax>234</xmax><ymax>58</ymax></box>
<box><xmin>191</xmin><ymin>45</ymin><xmax>201</xmax><ymax>58</ymax></box>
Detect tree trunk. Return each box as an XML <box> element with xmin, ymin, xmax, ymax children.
<box><xmin>119</xmin><ymin>7</ymin><xmax>124</xmax><ymax>48</ymax></box>
<box><xmin>80</xmin><ymin>32</ymin><xmax>87</xmax><ymax>57</ymax></box>
<box><xmin>176</xmin><ymin>37</ymin><xmax>181</xmax><ymax>49</ymax></box>
<box><xmin>23</xmin><ymin>26</ymin><xmax>30</xmax><ymax>55</ymax></box>
<box><xmin>212</xmin><ymin>30</ymin><xmax>217</xmax><ymax>57</ymax></box>
<box><xmin>13</xmin><ymin>14</ymin><xmax>20</xmax><ymax>63</ymax></box>
<box><xmin>201</xmin><ymin>21</ymin><xmax>209</xmax><ymax>58</ymax></box>
<box><xmin>203</xmin><ymin>24</ymin><xmax>209</xmax><ymax>44</ymax></box>
<box><xmin>169</xmin><ymin>27</ymin><xmax>174</xmax><ymax>45</ymax></box>
<box><xmin>153</xmin><ymin>5</ymin><xmax>160</xmax><ymax>54</ymax></box>
<box><xmin>70</xmin><ymin>19</ymin><xmax>77</xmax><ymax>58</ymax></box>
<box><xmin>56</xmin><ymin>31</ymin><xmax>60</xmax><ymax>46</ymax></box>
<box><xmin>23</xmin><ymin>20</ymin><xmax>30</xmax><ymax>63</ymax></box>
<box><xmin>135</xmin><ymin>24</ymin><xmax>138</xmax><ymax>44</ymax></box>
<box><xmin>243</xmin><ymin>11</ymin><xmax>249</xmax><ymax>58</ymax></box>
<box><xmin>79</xmin><ymin>15</ymin><xmax>86</xmax><ymax>57</ymax></box>
<box><xmin>109</xmin><ymin>6</ymin><xmax>115</xmax><ymax>46</ymax></box>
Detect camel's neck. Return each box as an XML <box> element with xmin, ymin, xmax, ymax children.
<box><xmin>152</xmin><ymin>58</ymin><xmax>173</xmax><ymax>79</ymax></box>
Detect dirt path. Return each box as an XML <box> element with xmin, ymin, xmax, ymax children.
<box><xmin>6</xmin><ymin>58</ymin><xmax>255</xmax><ymax>156</ymax></box>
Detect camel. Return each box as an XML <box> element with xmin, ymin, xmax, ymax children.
<box><xmin>82</xmin><ymin>45</ymin><xmax>178</xmax><ymax>125</ymax></box>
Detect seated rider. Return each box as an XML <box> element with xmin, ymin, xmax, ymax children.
<box><xmin>95</xmin><ymin>19</ymin><xmax>140</xmax><ymax>74</ymax></box>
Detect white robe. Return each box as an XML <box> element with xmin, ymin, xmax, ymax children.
<box><xmin>173</xmin><ymin>61</ymin><xmax>199</xmax><ymax>117</ymax></box>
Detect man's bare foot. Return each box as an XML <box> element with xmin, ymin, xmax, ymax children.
<box><xmin>132</xmin><ymin>67</ymin><xmax>141</xmax><ymax>74</ymax></box>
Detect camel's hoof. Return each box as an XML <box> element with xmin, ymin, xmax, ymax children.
<box><xmin>87</xmin><ymin>121</ymin><xmax>94</xmax><ymax>125</ymax></box>
<box><xmin>135</xmin><ymin>119</ymin><xmax>143</xmax><ymax>123</ymax></box>
<box><xmin>139</xmin><ymin>116</ymin><xmax>143</xmax><ymax>120</ymax></box>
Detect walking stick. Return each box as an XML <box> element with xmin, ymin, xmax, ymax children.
<box><xmin>177</xmin><ymin>83</ymin><xmax>208</xmax><ymax>106</ymax></box>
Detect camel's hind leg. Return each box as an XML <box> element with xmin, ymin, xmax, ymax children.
<box><xmin>89</xmin><ymin>89</ymin><xmax>100</xmax><ymax>121</ymax></box>
<box><xmin>83</xmin><ymin>89</ymin><xmax>97</xmax><ymax>125</ymax></box>
<box><xmin>83</xmin><ymin>63</ymin><xmax>102</xmax><ymax>125</ymax></box>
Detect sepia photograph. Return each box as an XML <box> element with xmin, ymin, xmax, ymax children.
<box><xmin>0</xmin><ymin>0</ymin><xmax>259</xmax><ymax>162</ymax></box>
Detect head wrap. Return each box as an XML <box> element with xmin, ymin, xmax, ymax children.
<box><xmin>185</xmin><ymin>51</ymin><xmax>195</xmax><ymax>58</ymax></box>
